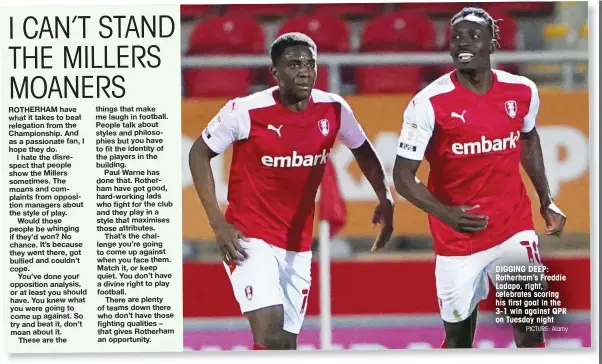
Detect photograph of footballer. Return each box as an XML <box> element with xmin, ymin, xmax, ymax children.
<box><xmin>188</xmin><ymin>32</ymin><xmax>394</xmax><ymax>349</ymax></box>
<box><xmin>393</xmin><ymin>7</ymin><xmax>568</xmax><ymax>349</ymax></box>
<box><xmin>179</xmin><ymin>1</ymin><xmax>590</xmax><ymax>351</ymax></box>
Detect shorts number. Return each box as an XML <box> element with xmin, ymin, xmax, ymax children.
<box><xmin>300</xmin><ymin>289</ymin><xmax>309</xmax><ymax>314</ymax></box>
<box><xmin>520</xmin><ymin>240</ymin><xmax>541</xmax><ymax>264</ymax></box>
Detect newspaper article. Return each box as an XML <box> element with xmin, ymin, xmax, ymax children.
<box><xmin>2</xmin><ymin>5</ymin><xmax>183</xmax><ymax>353</ymax></box>
<box><xmin>1</xmin><ymin>1</ymin><xmax>593</xmax><ymax>356</ymax></box>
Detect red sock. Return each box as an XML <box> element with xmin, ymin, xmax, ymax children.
<box><xmin>253</xmin><ymin>344</ymin><xmax>266</xmax><ymax>350</ymax></box>
<box><xmin>526</xmin><ymin>341</ymin><xmax>546</xmax><ymax>348</ymax></box>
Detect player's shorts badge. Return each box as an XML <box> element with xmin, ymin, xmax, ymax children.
<box><xmin>318</xmin><ymin>119</ymin><xmax>329</xmax><ymax>136</ymax></box>
<box><xmin>244</xmin><ymin>285</ymin><xmax>253</xmax><ymax>301</ymax></box>
<box><xmin>505</xmin><ymin>100</ymin><xmax>517</xmax><ymax>118</ymax></box>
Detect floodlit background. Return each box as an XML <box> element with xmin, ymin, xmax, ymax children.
<box><xmin>179</xmin><ymin>2</ymin><xmax>591</xmax><ymax>351</ymax></box>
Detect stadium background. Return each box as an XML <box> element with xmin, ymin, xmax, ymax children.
<box><xmin>179</xmin><ymin>2</ymin><xmax>591</xmax><ymax>350</ymax></box>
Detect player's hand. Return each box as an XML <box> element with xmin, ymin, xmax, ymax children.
<box><xmin>213</xmin><ymin>221</ymin><xmax>249</xmax><ymax>265</ymax></box>
<box><xmin>443</xmin><ymin>205</ymin><xmax>489</xmax><ymax>233</ymax></box>
<box><xmin>540</xmin><ymin>202</ymin><xmax>566</xmax><ymax>237</ymax></box>
<box><xmin>370</xmin><ymin>199</ymin><xmax>395</xmax><ymax>252</ymax></box>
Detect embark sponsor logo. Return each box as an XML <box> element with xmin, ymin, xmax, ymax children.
<box><xmin>452</xmin><ymin>131</ymin><xmax>520</xmax><ymax>155</ymax></box>
<box><xmin>261</xmin><ymin>149</ymin><xmax>331</xmax><ymax>168</ymax></box>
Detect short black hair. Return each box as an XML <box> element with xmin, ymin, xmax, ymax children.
<box><xmin>451</xmin><ymin>7</ymin><xmax>503</xmax><ymax>50</ymax></box>
<box><xmin>269</xmin><ymin>32</ymin><xmax>318</xmax><ymax>65</ymax></box>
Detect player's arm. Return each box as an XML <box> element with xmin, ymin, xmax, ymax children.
<box><xmin>350</xmin><ymin>141</ymin><xmax>393</xmax><ymax>205</ymax></box>
<box><xmin>392</xmin><ymin>100</ymin><xmax>449</xmax><ymax>225</ymax></box>
<box><xmin>520</xmin><ymin>128</ymin><xmax>550</xmax><ymax>206</ymax></box>
<box><xmin>188</xmin><ymin>139</ymin><xmax>223</xmax><ymax>229</ymax></box>
<box><xmin>519</xmin><ymin>85</ymin><xmax>566</xmax><ymax>236</ymax></box>
<box><xmin>392</xmin><ymin>99</ymin><xmax>487</xmax><ymax>233</ymax></box>
<box><xmin>393</xmin><ymin>157</ymin><xmax>449</xmax><ymax>223</ymax></box>
<box><xmin>337</xmin><ymin>99</ymin><xmax>394</xmax><ymax>252</ymax></box>
<box><xmin>188</xmin><ymin>101</ymin><xmax>250</xmax><ymax>263</ymax></box>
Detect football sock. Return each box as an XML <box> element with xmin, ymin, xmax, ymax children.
<box><xmin>521</xmin><ymin>341</ymin><xmax>546</xmax><ymax>348</ymax></box>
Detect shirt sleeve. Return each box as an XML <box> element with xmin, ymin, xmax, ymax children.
<box><xmin>337</xmin><ymin>98</ymin><xmax>367</xmax><ymax>150</ymax></box>
<box><xmin>396</xmin><ymin>98</ymin><xmax>435</xmax><ymax>161</ymax></box>
<box><xmin>522</xmin><ymin>83</ymin><xmax>539</xmax><ymax>133</ymax></box>
<box><xmin>201</xmin><ymin>100</ymin><xmax>251</xmax><ymax>154</ymax></box>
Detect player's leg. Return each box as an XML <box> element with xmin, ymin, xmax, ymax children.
<box><xmin>442</xmin><ymin>308</ymin><xmax>479</xmax><ymax>348</ymax></box>
<box><xmin>487</xmin><ymin>230</ymin><xmax>547</xmax><ymax>348</ymax></box>
<box><xmin>245</xmin><ymin>305</ymin><xmax>293</xmax><ymax>349</ymax></box>
<box><xmin>274</xmin><ymin>247</ymin><xmax>313</xmax><ymax>350</ymax></box>
<box><xmin>436</xmin><ymin>253</ymin><xmax>491</xmax><ymax>348</ymax></box>
<box><xmin>224</xmin><ymin>238</ymin><xmax>289</xmax><ymax>350</ymax></box>
<box><xmin>509</xmin><ymin>319</ymin><xmax>546</xmax><ymax>348</ymax></box>
<box><xmin>245</xmin><ymin>305</ymin><xmax>297</xmax><ymax>349</ymax></box>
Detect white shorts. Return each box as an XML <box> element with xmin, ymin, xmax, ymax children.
<box><xmin>435</xmin><ymin>230</ymin><xmax>546</xmax><ymax>323</ymax></box>
<box><xmin>223</xmin><ymin>238</ymin><xmax>312</xmax><ymax>334</ymax></box>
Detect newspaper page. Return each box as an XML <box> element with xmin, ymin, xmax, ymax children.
<box><xmin>1</xmin><ymin>0</ymin><xmax>593</xmax><ymax>357</ymax></box>
<box><xmin>2</xmin><ymin>5</ymin><xmax>183</xmax><ymax>353</ymax></box>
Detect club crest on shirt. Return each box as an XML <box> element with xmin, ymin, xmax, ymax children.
<box><xmin>505</xmin><ymin>100</ymin><xmax>517</xmax><ymax>118</ymax></box>
<box><xmin>318</xmin><ymin>119</ymin><xmax>329</xmax><ymax>136</ymax></box>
